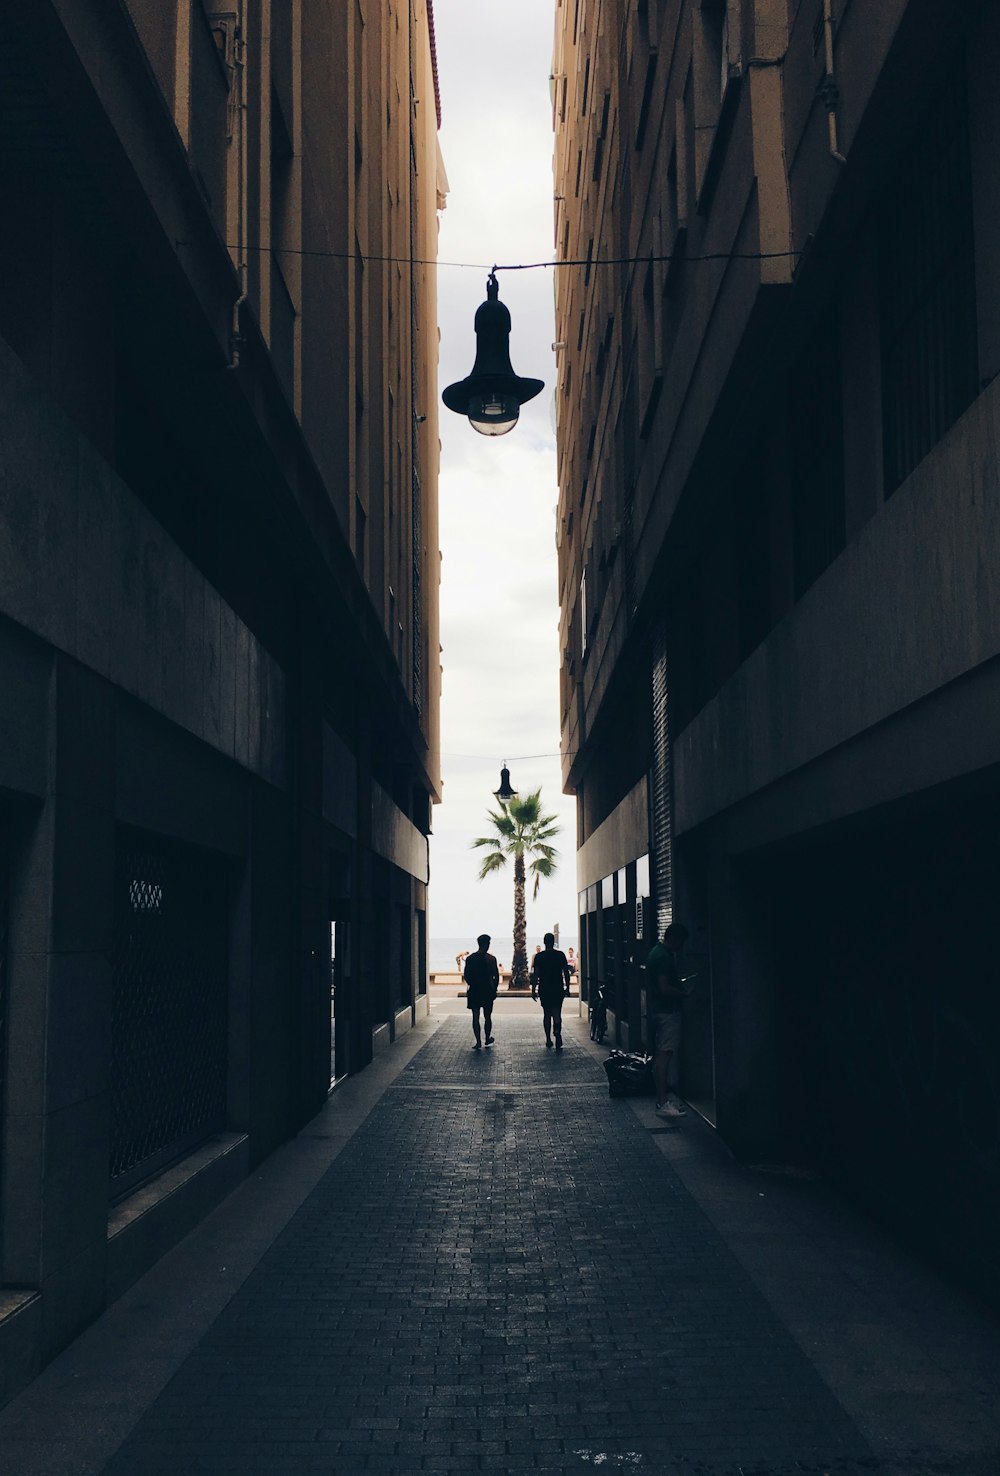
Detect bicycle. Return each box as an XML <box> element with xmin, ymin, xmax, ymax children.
<box><xmin>589</xmin><ymin>982</ymin><xmax>608</xmax><ymax>1043</ymax></box>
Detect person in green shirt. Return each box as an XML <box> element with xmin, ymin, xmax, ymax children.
<box><xmin>645</xmin><ymin>922</ymin><xmax>690</xmax><ymax>1118</ymax></box>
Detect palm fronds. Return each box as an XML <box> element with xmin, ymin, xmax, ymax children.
<box><xmin>470</xmin><ymin>785</ymin><xmax>562</xmax><ymax>985</ymax></box>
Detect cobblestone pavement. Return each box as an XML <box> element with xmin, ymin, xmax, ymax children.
<box><xmin>99</xmin><ymin>1017</ymin><xmax>882</xmax><ymax>1476</ymax></box>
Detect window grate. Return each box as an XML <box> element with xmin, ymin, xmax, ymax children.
<box><xmin>651</xmin><ymin>618</ymin><xmax>673</xmax><ymax>937</ymax></box>
<box><xmin>110</xmin><ymin>836</ymin><xmax>229</xmax><ymax>1198</ymax></box>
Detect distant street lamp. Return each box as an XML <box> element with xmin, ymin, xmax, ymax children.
<box><xmin>493</xmin><ymin>763</ymin><xmax>518</xmax><ymax>805</ymax></box>
<box><xmin>442</xmin><ymin>274</ymin><xmax>544</xmax><ymax>436</ymax></box>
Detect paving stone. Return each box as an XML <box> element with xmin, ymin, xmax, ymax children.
<box><xmin>101</xmin><ymin>1019</ymin><xmax>879</xmax><ymax>1475</ymax></box>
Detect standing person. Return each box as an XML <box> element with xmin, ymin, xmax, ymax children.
<box><xmin>646</xmin><ymin>922</ymin><xmax>690</xmax><ymax>1117</ymax></box>
<box><xmin>530</xmin><ymin>932</ymin><xmax>572</xmax><ymax>1050</ymax></box>
<box><xmin>464</xmin><ymin>934</ymin><xmax>499</xmax><ymax>1049</ymax></box>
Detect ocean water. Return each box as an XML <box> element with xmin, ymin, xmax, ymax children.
<box><xmin>430</xmin><ymin>935</ymin><xmax>578</xmax><ymax>974</ymax></box>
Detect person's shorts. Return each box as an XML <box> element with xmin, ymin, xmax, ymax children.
<box><xmin>652</xmin><ymin>1012</ymin><xmax>681</xmax><ymax>1053</ymax></box>
<box><xmin>537</xmin><ymin>990</ymin><xmax>566</xmax><ymax>1011</ymax></box>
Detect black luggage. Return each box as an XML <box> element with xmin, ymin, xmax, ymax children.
<box><xmin>603</xmin><ymin>1050</ymin><xmax>655</xmax><ymax>1098</ymax></box>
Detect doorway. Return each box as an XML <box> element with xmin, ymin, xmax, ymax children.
<box><xmin>330</xmin><ymin>918</ymin><xmax>351</xmax><ymax>1085</ymax></box>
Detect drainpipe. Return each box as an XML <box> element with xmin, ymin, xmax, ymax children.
<box><xmin>819</xmin><ymin>0</ymin><xmax>847</xmax><ymax>165</ymax></box>
<box><xmin>228</xmin><ymin>15</ymin><xmax>249</xmax><ymax>369</ymax></box>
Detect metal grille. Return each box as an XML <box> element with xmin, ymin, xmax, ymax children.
<box><xmin>602</xmin><ymin>901</ymin><xmax>619</xmax><ymax>998</ymax></box>
<box><xmin>880</xmin><ymin>63</ymin><xmax>977</xmax><ymax>495</ymax></box>
<box><xmin>651</xmin><ymin>619</ymin><xmax>673</xmax><ymax>936</ymax></box>
<box><xmin>110</xmin><ymin>836</ymin><xmax>229</xmax><ymax>1197</ymax></box>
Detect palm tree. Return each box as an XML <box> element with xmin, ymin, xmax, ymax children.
<box><xmin>472</xmin><ymin>789</ymin><xmax>561</xmax><ymax>990</ymax></box>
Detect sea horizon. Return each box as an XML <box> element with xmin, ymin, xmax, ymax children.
<box><xmin>429</xmin><ymin>934</ymin><xmax>578</xmax><ymax>975</ymax></box>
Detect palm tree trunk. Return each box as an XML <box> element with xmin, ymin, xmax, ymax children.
<box><xmin>511</xmin><ymin>852</ymin><xmax>529</xmax><ymax>988</ymax></box>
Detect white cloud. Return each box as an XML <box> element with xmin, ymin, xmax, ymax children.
<box><xmin>428</xmin><ymin>0</ymin><xmax>577</xmax><ymax>943</ymax></box>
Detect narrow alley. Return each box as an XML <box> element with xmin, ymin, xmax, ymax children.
<box><xmin>0</xmin><ymin>1010</ymin><xmax>997</xmax><ymax>1475</ymax></box>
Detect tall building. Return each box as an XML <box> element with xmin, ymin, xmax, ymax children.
<box><xmin>553</xmin><ymin>0</ymin><xmax>1000</xmax><ymax>1297</ymax></box>
<box><xmin>0</xmin><ymin>0</ymin><xmax>445</xmax><ymax>1400</ymax></box>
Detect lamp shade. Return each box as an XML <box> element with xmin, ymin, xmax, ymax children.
<box><xmin>442</xmin><ymin>275</ymin><xmax>544</xmax><ymax>437</ymax></box>
<box><xmin>493</xmin><ymin>764</ymin><xmax>517</xmax><ymax>804</ymax></box>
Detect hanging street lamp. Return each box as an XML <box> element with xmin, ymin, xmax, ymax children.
<box><xmin>442</xmin><ymin>273</ymin><xmax>544</xmax><ymax>437</ymax></box>
<box><xmin>493</xmin><ymin>763</ymin><xmax>518</xmax><ymax>806</ymax></box>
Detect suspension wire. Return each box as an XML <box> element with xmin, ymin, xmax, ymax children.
<box><xmin>442</xmin><ymin>751</ymin><xmax>574</xmax><ymax>762</ymax></box>
<box><xmin>177</xmin><ymin>238</ymin><xmax>799</xmax><ymax>273</ymax></box>
<box><xmin>491</xmin><ymin>250</ymin><xmax>799</xmax><ymax>272</ymax></box>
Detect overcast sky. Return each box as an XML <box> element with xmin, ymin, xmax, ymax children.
<box><xmin>428</xmin><ymin>0</ymin><xmax>578</xmax><ymax>944</ymax></box>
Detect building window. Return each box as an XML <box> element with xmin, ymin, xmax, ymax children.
<box><xmin>354</xmin><ymin>495</ymin><xmax>367</xmax><ymax>573</ymax></box>
<box><xmin>110</xmin><ymin>835</ymin><xmax>230</xmax><ymax>1198</ymax></box>
<box><xmin>638</xmin><ymin>261</ymin><xmax>662</xmax><ymax>437</ymax></box>
<box><xmin>691</xmin><ymin>0</ymin><xmax>739</xmax><ymax>203</ymax></box>
<box><xmin>879</xmin><ymin>63</ymin><xmax>978</xmax><ymax>496</ymax></box>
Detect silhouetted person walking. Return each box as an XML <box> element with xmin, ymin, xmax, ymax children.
<box><xmin>531</xmin><ymin>931</ymin><xmax>571</xmax><ymax>1049</ymax></box>
<box><xmin>464</xmin><ymin>934</ymin><xmax>499</xmax><ymax>1049</ymax></box>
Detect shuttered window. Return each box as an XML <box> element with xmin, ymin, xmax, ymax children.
<box><xmin>651</xmin><ymin>619</ymin><xmax>673</xmax><ymax>937</ymax></box>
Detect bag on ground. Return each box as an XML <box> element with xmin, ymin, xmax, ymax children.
<box><xmin>603</xmin><ymin>1050</ymin><xmax>655</xmax><ymax>1098</ymax></box>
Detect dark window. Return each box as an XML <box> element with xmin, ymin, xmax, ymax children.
<box><xmin>189</xmin><ymin>1</ymin><xmax>230</xmax><ymax>237</ymax></box>
<box><xmin>879</xmin><ymin>64</ymin><xmax>978</xmax><ymax>495</ymax></box>
<box><xmin>110</xmin><ymin>835</ymin><xmax>230</xmax><ymax>1198</ymax></box>
<box><xmin>396</xmin><ymin>901</ymin><xmax>412</xmax><ymax>1013</ymax></box>
<box><xmin>635</xmin><ymin>49</ymin><xmax>658</xmax><ymax>152</ymax></box>
<box><xmin>355</xmin><ymin>495</ymin><xmax>367</xmax><ymax>569</ymax></box>
<box><xmin>415</xmin><ymin>909</ymin><xmax>427</xmax><ymax>998</ymax></box>
<box><xmin>372</xmin><ymin>857</ymin><xmax>391</xmax><ymax>1025</ymax></box>
<box><xmin>270</xmin><ymin>85</ymin><xmax>296</xmax><ymax>400</ymax></box>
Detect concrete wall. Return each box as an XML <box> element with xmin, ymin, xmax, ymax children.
<box><xmin>0</xmin><ymin>340</ymin><xmax>287</xmax><ymax>786</ymax></box>
<box><xmin>674</xmin><ymin>378</ymin><xmax>1000</xmax><ymax>838</ymax></box>
<box><xmin>577</xmin><ymin>777</ymin><xmax>648</xmax><ymax>890</ymax></box>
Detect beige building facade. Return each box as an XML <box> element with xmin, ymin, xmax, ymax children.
<box><xmin>554</xmin><ymin>0</ymin><xmax>1000</xmax><ymax>1301</ymax></box>
<box><xmin>0</xmin><ymin>0</ymin><xmax>445</xmax><ymax>1402</ymax></box>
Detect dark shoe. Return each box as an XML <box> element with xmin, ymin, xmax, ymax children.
<box><xmin>485</xmin><ymin>1036</ymin><xmax>495</xmax><ymax>1046</ymax></box>
<box><xmin>473</xmin><ymin>1042</ymin><xmax>481</xmax><ymax>1050</ymax></box>
<box><xmin>545</xmin><ymin>1039</ymin><xmax>553</xmax><ymax>1049</ymax></box>
<box><xmin>555</xmin><ymin>1038</ymin><xmax>563</xmax><ymax>1051</ymax></box>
